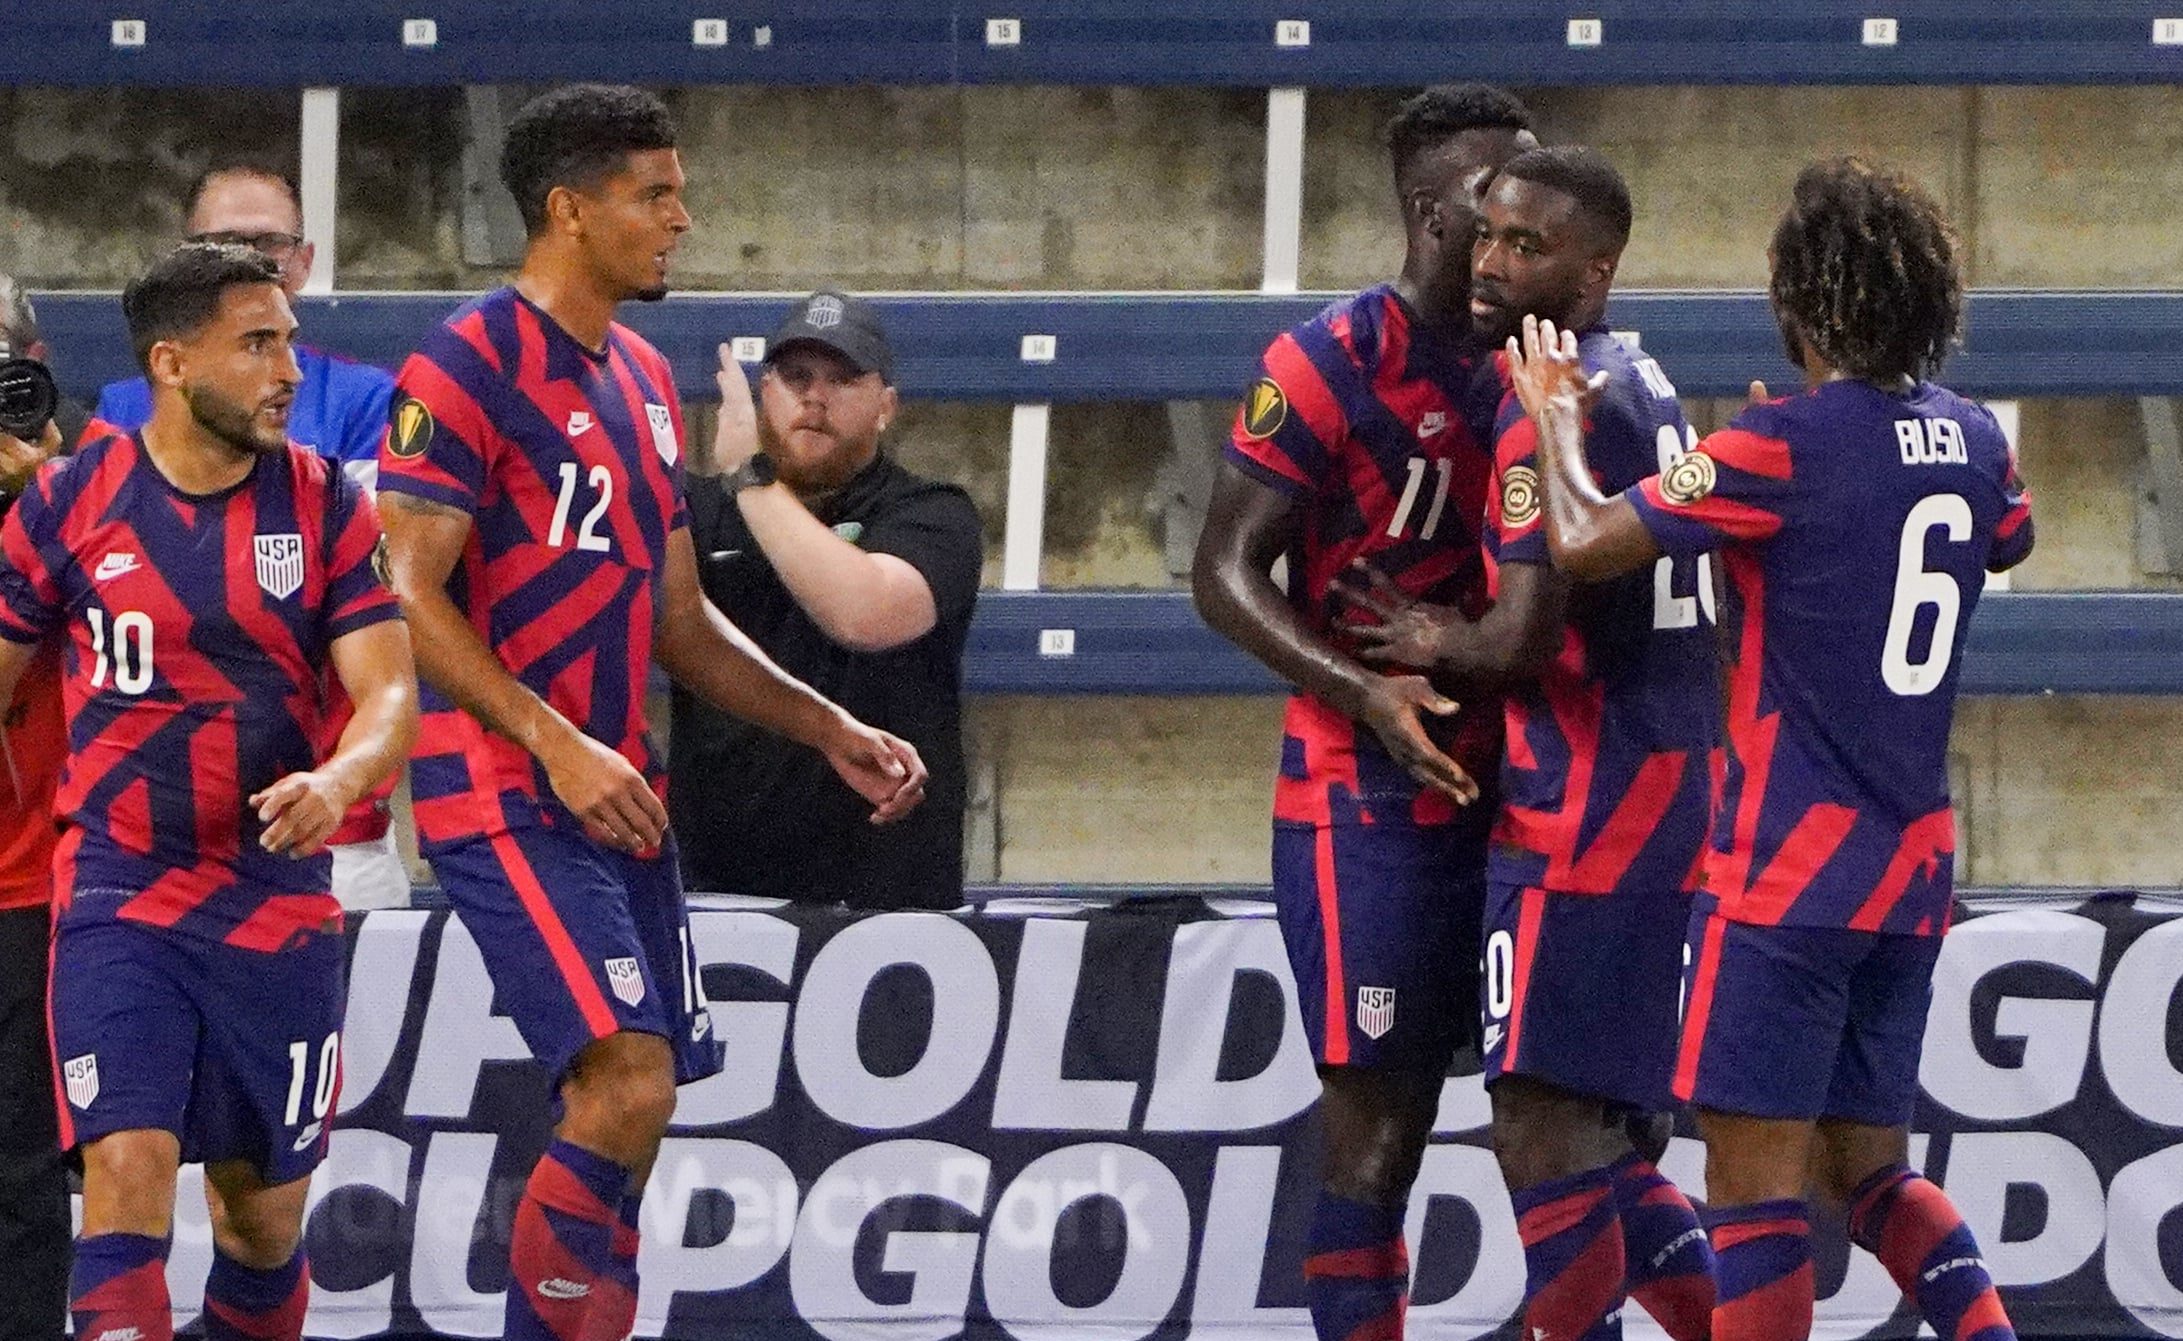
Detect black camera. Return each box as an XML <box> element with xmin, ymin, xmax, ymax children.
<box><xmin>0</xmin><ymin>356</ymin><xmax>57</xmax><ymax>441</ymax></box>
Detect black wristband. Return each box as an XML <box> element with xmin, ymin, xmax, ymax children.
<box><xmin>725</xmin><ymin>453</ymin><xmax>778</xmax><ymax>493</ymax></box>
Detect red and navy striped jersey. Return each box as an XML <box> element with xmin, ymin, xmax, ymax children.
<box><xmin>1631</xmin><ymin>380</ymin><xmax>2034</xmax><ymax>935</ymax></box>
<box><xmin>0</xmin><ymin>433</ymin><xmax>397</xmax><ymax>949</ymax></box>
<box><xmin>1485</xmin><ymin>330</ymin><xmax>1720</xmax><ymax>896</ymax></box>
<box><xmin>378</xmin><ymin>288</ymin><xmax>688</xmax><ymax>848</ymax></box>
<box><xmin>1226</xmin><ymin>284</ymin><xmax>1503</xmax><ymax>827</ymax></box>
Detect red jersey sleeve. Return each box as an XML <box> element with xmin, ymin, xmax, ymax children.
<box><xmin>1224</xmin><ymin>328</ymin><xmax>1348</xmax><ymax>496</ymax></box>
<box><xmin>321</xmin><ymin>471</ymin><xmax>401</xmax><ymax>641</ymax></box>
<box><xmin>1630</xmin><ymin>425</ymin><xmax>1796</xmax><ymax>558</ymax></box>
<box><xmin>0</xmin><ymin>476</ymin><xmax>64</xmax><ymax>645</ymax></box>
<box><xmin>379</xmin><ymin>319</ymin><xmax>502</xmax><ymax>516</ymax></box>
<box><xmin>1487</xmin><ymin>393</ymin><xmax>1548</xmax><ymax>567</ymax></box>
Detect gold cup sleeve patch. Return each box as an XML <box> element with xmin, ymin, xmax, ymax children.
<box><xmin>1240</xmin><ymin>377</ymin><xmax>1288</xmax><ymax>440</ymax></box>
<box><xmin>1659</xmin><ymin>450</ymin><xmax>1719</xmax><ymax>507</ymax></box>
<box><xmin>388</xmin><ymin>397</ymin><xmax>435</xmax><ymax>459</ymax></box>
<box><xmin>1500</xmin><ymin>464</ymin><xmax>1541</xmax><ymax>530</ymax></box>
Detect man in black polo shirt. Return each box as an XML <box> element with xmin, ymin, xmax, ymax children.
<box><xmin>676</xmin><ymin>290</ymin><xmax>982</xmax><ymax>909</ymax></box>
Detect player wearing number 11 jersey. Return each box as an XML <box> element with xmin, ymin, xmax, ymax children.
<box><xmin>1508</xmin><ymin>158</ymin><xmax>2034</xmax><ymax>1341</ymax></box>
<box><xmin>0</xmin><ymin>243</ymin><xmax>416</xmax><ymax>1341</ymax></box>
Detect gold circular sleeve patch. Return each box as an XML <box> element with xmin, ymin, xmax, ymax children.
<box><xmin>1500</xmin><ymin>464</ymin><xmax>1541</xmax><ymax>529</ymax></box>
<box><xmin>388</xmin><ymin>398</ymin><xmax>435</xmax><ymax>459</ymax></box>
<box><xmin>1659</xmin><ymin>451</ymin><xmax>1718</xmax><ymax>507</ymax></box>
<box><xmin>1240</xmin><ymin>377</ymin><xmax>1288</xmax><ymax>440</ymax></box>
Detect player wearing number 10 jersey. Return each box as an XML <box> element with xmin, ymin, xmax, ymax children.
<box><xmin>0</xmin><ymin>244</ymin><xmax>416</xmax><ymax>1341</ymax></box>
<box><xmin>376</xmin><ymin>85</ymin><xmax>925</xmax><ymax>1341</ymax></box>
<box><xmin>1509</xmin><ymin>159</ymin><xmax>2034</xmax><ymax>1341</ymax></box>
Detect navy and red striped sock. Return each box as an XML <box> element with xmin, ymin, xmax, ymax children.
<box><xmin>505</xmin><ymin>1140</ymin><xmax>631</xmax><ymax>1341</ymax></box>
<box><xmin>71</xmin><ymin>1232</ymin><xmax>174</xmax><ymax>1341</ymax></box>
<box><xmin>1707</xmin><ymin>1198</ymin><xmax>1813</xmax><ymax>1341</ymax></box>
<box><xmin>1301</xmin><ymin>1191</ymin><xmax>1409</xmax><ymax>1341</ymax></box>
<box><xmin>1608</xmin><ymin>1153</ymin><xmax>1715</xmax><ymax>1341</ymax></box>
<box><xmin>203</xmin><ymin>1250</ymin><xmax>309</xmax><ymax>1341</ymax></box>
<box><xmin>1512</xmin><ymin>1165</ymin><xmax>1627</xmax><ymax>1341</ymax></box>
<box><xmin>577</xmin><ymin>1193</ymin><xmax>643</xmax><ymax>1341</ymax></box>
<box><xmin>1847</xmin><ymin>1165</ymin><xmax>2015</xmax><ymax>1341</ymax></box>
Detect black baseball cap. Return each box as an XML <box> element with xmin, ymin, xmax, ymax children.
<box><xmin>764</xmin><ymin>288</ymin><xmax>894</xmax><ymax>384</ymax></box>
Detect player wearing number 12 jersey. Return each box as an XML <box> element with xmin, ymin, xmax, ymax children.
<box><xmin>0</xmin><ymin>243</ymin><xmax>416</xmax><ymax>1341</ymax></box>
<box><xmin>1508</xmin><ymin>159</ymin><xmax>2034</xmax><ymax>1341</ymax></box>
<box><xmin>376</xmin><ymin>85</ymin><xmax>925</xmax><ymax>1341</ymax></box>
<box><xmin>1194</xmin><ymin>85</ymin><xmax>1534</xmax><ymax>1341</ymax></box>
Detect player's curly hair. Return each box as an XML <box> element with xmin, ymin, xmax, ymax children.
<box><xmin>121</xmin><ymin>242</ymin><xmax>282</xmax><ymax>373</ymax></box>
<box><xmin>1768</xmin><ymin>157</ymin><xmax>1963</xmax><ymax>383</ymax></box>
<box><xmin>501</xmin><ymin>84</ymin><xmax>678</xmax><ymax>235</ymax></box>
<box><xmin>1497</xmin><ymin>145</ymin><xmax>1632</xmax><ymax>251</ymax></box>
<box><xmin>1385</xmin><ymin>84</ymin><xmax>1533</xmax><ymax>188</ymax></box>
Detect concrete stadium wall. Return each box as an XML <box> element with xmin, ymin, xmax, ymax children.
<box><xmin>3</xmin><ymin>83</ymin><xmax>2177</xmax><ymax>888</ymax></box>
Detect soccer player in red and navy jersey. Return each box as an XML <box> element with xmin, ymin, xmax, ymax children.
<box><xmin>0</xmin><ymin>243</ymin><xmax>418</xmax><ymax>1341</ymax></box>
<box><xmin>1191</xmin><ymin>84</ymin><xmax>1532</xmax><ymax>1341</ymax></box>
<box><xmin>1352</xmin><ymin>146</ymin><xmax>1720</xmax><ymax>1341</ymax></box>
<box><xmin>1507</xmin><ymin>159</ymin><xmax>2034</xmax><ymax>1341</ymax></box>
<box><xmin>375</xmin><ymin>85</ymin><xmax>925</xmax><ymax>1341</ymax></box>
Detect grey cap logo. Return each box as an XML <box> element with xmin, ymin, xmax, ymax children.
<box><xmin>807</xmin><ymin>295</ymin><xmax>844</xmax><ymax>329</ymax></box>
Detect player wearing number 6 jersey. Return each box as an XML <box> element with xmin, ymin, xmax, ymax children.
<box><xmin>0</xmin><ymin>243</ymin><xmax>418</xmax><ymax>1341</ymax></box>
<box><xmin>1507</xmin><ymin>159</ymin><xmax>2034</xmax><ymax>1341</ymax></box>
<box><xmin>376</xmin><ymin>85</ymin><xmax>926</xmax><ymax>1341</ymax></box>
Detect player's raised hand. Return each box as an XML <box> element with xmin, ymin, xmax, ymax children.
<box><xmin>1357</xmin><ymin>675</ymin><xmax>1479</xmax><ymax>805</ymax></box>
<box><xmin>1506</xmin><ymin>314</ymin><xmax>1608</xmax><ymax>426</ymax></box>
<box><xmin>541</xmin><ymin>727</ymin><xmax>669</xmax><ymax>854</ymax></box>
<box><xmin>822</xmin><ymin>717</ymin><xmax>929</xmax><ymax>824</ymax></box>
<box><xmin>252</xmin><ymin>770</ymin><xmax>357</xmax><ymax>858</ymax></box>
<box><xmin>708</xmin><ymin>343</ymin><xmax>762</xmax><ymax>477</ymax></box>
<box><xmin>1339</xmin><ymin>560</ymin><xmax>1464</xmax><ymax>670</ymax></box>
<box><xmin>0</xmin><ymin>419</ymin><xmax>63</xmax><ymax>497</ymax></box>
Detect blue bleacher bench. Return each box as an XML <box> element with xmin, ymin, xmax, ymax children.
<box><xmin>963</xmin><ymin>589</ymin><xmax>2183</xmax><ymax>697</ymax></box>
<box><xmin>6</xmin><ymin>2</ymin><xmax>2181</xmax><ymax>88</ymax></box>
<box><xmin>33</xmin><ymin>288</ymin><xmax>2183</xmax><ymax>405</ymax></box>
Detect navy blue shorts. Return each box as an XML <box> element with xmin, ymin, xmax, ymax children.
<box><xmin>430</xmin><ymin>826</ymin><xmax>724</xmax><ymax>1087</ymax></box>
<box><xmin>1480</xmin><ymin>882</ymin><xmax>1689</xmax><ymax>1112</ymax></box>
<box><xmin>1272</xmin><ymin>819</ymin><xmax>1486</xmax><ymax>1071</ymax></box>
<box><xmin>1675</xmin><ymin>909</ymin><xmax>1942</xmax><ymax>1125</ymax></box>
<box><xmin>49</xmin><ymin>907</ymin><xmax>345</xmax><ymax>1186</ymax></box>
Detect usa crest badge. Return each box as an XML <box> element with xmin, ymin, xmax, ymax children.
<box><xmin>64</xmin><ymin>1054</ymin><xmax>99</xmax><ymax>1109</ymax></box>
<box><xmin>645</xmin><ymin>403</ymin><xmax>679</xmax><ymax>466</ymax></box>
<box><xmin>605</xmin><ymin>957</ymin><xmax>646</xmax><ymax>1007</ymax></box>
<box><xmin>1356</xmin><ymin>986</ymin><xmax>1396</xmax><ymax>1040</ymax></box>
<box><xmin>255</xmin><ymin>533</ymin><xmax>305</xmax><ymax>600</ymax></box>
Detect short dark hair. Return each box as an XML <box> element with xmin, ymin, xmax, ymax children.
<box><xmin>185</xmin><ymin>157</ymin><xmax>302</xmax><ymax>224</ymax></box>
<box><xmin>1769</xmin><ymin>157</ymin><xmax>1963</xmax><ymax>383</ymax></box>
<box><xmin>501</xmin><ymin>84</ymin><xmax>678</xmax><ymax>235</ymax></box>
<box><xmin>121</xmin><ymin>242</ymin><xmax>283</xmax><ymax>373</ymax></box>
<box><xmin>1496</xmin><ymin>145</ymin><xmax>1633</xmax><ymax>251</ymax></box>
<box><xmin>1385</xmin><ymin>84</ymin><xmax>1533</xmax><ymax>187</ymax></box>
